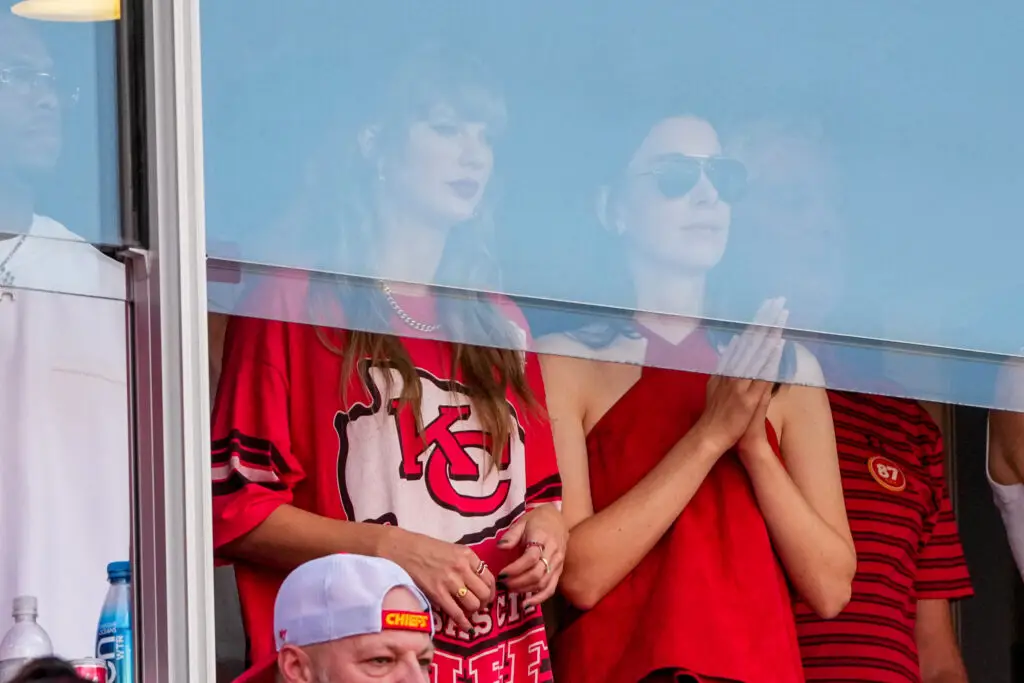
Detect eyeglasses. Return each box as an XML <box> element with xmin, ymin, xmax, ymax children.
<box><xmin>0</xmin><ymin>66</ymin><xmax>79</xmax><ymax>105</ymax></box>
<box><xmin>634</xmin><ymin>155</ymin><xmax>747</xmax><ymax>203</ymax></box>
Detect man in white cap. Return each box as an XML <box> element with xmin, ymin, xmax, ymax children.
<box><xmin>236</xmin><ymin>554</ymin><xmax>435</xmax><ymax>683</ymax></box>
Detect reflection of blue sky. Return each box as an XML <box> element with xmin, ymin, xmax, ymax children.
<box><xmin>201</xmin><ymin>1</ymin><xmax>1024</xmax><ymax>360</ymax></box>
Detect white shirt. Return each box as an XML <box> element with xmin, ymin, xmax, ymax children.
<box><xmin>0</xmin><ymin>215</ymin><xmax>129</xmax><ymax>660</ymax></box>
<box><xmin>988</xmin><ymin>447</ymin><xmax>1024</xmax><ymax>584</ymax></box>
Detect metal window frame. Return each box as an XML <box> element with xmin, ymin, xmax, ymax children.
<box><xmin>123</xmin><ymin>0</ymin><xmax>214</xmax><ymax>678</ymax></box>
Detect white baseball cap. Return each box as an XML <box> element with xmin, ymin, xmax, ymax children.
<box><xmin>236</xmin><ymin>554</ymin><xmax>434</xmax><ymax>683</ymax></box>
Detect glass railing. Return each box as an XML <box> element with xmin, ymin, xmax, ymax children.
<box><xmin>205</xmin><ymin>258</ymin><xmax>1015</xmax><ymax>408</ymax></box>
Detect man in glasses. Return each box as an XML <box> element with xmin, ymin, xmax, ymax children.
<box><xmin>0</xmin><ymin>12</ymin><xmax>129</xmax><ymax>664</ymax></box>
<box><xmin>731</xmin><ymin>119</ymin><xmax>973</xmax><ymax>683</ymax></box>
<box><xmin>0</xmin><ymin>13</ymin><xmax>61</xmax><ymax>205</ymax></box>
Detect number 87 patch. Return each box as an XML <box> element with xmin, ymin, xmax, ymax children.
<box><xmin>868</xmin><ymin>456</ymin><xmax>907</xmax><ymax>493</ymax></box>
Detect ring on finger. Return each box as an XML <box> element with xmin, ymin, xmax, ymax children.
<box><xmin>476</xmin><ymin>560</ymin><xmax>487</xmax><ymax>576</ymax></box>
<box><xmin>456</xmin><ymin>586</ymin><xmax>469</xmax><ymax>599</ymax></box>
<box><xmin>539</xmin><ymin>557</ymin><xmax>551</xmax><ymax>575</ymax></box>
<box><xmin>526</xmin><ymin>540</ymin><xmax>545</xmax><ymax>552</ymax></box>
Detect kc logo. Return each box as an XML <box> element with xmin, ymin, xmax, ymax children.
<box><xmin>393</xmin><ymin>402</ymin><xmax>512</xmax><ymax>515</ymax></box>
<box><xmin>336</xmin><ymin>363</ymin><xmax>527</xmax><ymax>544</ymax></box>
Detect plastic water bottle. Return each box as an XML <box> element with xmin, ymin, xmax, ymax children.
<box><xmin>0</xmin><ymin>596</ymin><xmax>53</xmax><ymax>683</ymax></box>
<box><xmin>96</xmin><ymin>562</ymin><xmax>133</xmax><ymax>683</ymax></box>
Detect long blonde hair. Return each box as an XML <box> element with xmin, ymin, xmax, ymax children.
<box><xmin>302</xmin><ymin>46</ymin><xmax>535</xmax><ymax>463</ymax></box>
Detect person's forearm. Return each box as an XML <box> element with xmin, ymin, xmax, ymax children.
<box><xmin>917</xmin><ymin>598</ymin><xmax>970</xmax><ymax>683</ymax></box>
<box><xmin>219</xmin><ymin>504</ymin><xmax>395</xmax><ymax>570</ymax></box>
<box><xmin>561</xmin><ymin>424</ymin><xmax>725</xmax><ymax>610</ymax></box>
<box><xmin>742</xmin><ymin>445</ymin><xmax>856</xmax><ymax>618</ymax></box>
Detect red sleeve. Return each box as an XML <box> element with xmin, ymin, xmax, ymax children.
<box><xmin>210</xmin><ymin>312</ymin><xmax>306</xmax><ymax>556</ymax></box>
<box><xmin>914</xmin><ymin>426</ymin><xmax>973</xmax><ymax>601</ymax></box>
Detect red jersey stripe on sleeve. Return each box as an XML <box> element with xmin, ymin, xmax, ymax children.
<box><xmin>211</xmin><ymin>430</ymin><xmax>291</xmax><ymax>496</ymax></box>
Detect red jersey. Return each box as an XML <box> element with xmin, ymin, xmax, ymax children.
<box><xmin>795</xmin><ymin>391</ymin><xmax>973</xmax><ymax>682</ymax></box>
<box><xmin>211</xmin><ymin>278</ymin><xmax>561</xmax><ymax>683</ymax></box>
<box><xmin>553</xmin><ymin>330</ymin><xmax>804</xmax><ymax>683</ymax></box>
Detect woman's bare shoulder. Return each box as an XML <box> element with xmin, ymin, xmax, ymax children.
<box><xmin>538</xmin><ymin>332</ymin><xmax>646</xmax><ymax>436</ymax></box>
<box><xmin>770</xmin><ymin>342</ymin><xmax>832</xmax><ymax>433</ymax></box>
<box><xmin>536</xmin><ymin>335</ymin><xmax>611</xmax><ymax>400</ymax></box>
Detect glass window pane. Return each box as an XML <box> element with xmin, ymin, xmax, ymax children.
<box><xmin>0</xmin><ymin>7</ymin><xmax>131</xmax><ymax>676</ymax></box>
<box><xmin>201</xmin><ymin>5</ymin><xmax>1017</xmax><ymax>682</ymax></box>
<box><xmin>201</xmin><ymin>2</ymin><xmax>1024</xmax><ymax>412</ymax></box>
<box><xmin>1</xmin><ymin>10</ymin><xmax>122</xmax><ymax>249</ymax></box>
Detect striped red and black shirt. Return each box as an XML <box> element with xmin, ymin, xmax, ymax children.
<box><xmin>795</xmin><ymin>391</ymin><xmax>973</xmax><ymax>683</ymax></box>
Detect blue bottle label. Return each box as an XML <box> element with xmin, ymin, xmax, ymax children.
<box><xmin>97</xmin><ymin>623</ymin><xmax>133</xmax><ymax>683</ymax></box>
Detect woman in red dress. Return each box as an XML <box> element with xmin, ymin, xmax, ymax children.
<box><xmin>539</xmin><ymin>114</ymin><xmax>856</xmax><ymax>683</ymax></box>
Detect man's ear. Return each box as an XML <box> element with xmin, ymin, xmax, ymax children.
<box><xmin>596</xmin><ymin>185</ymin><xmax>625</xmax><ymax>236</ymax></box>
<box><xmin>357</xmin><ymin>124</ymin><xmax>382</xmax><ymax>160</ymax></box>
<box><xmin>278</xmin><ymin>644</ymin><xmax>315</xmax><ymax>683</ymax></box>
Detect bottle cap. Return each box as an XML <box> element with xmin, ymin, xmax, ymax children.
<box><xmin>106</xmin><ymin>561</ymin><xmax>131</xmax><ymax>581</ymax></box>
<box><xmin>12</xmin><ymin>595</ymin><xmax>37</xmax><ymax>617</ymax></box>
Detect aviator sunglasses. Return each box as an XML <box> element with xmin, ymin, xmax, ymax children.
<box><xmin>633</xmin><ymin>154</ymin><xmax>748</xmax><ymax>203</ymax></box>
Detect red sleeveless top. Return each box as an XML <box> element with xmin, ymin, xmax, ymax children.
<box><xmin>552</xmin><ymin>330</ymin><xmax>804</xmax><ymax>683</ymax></box>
